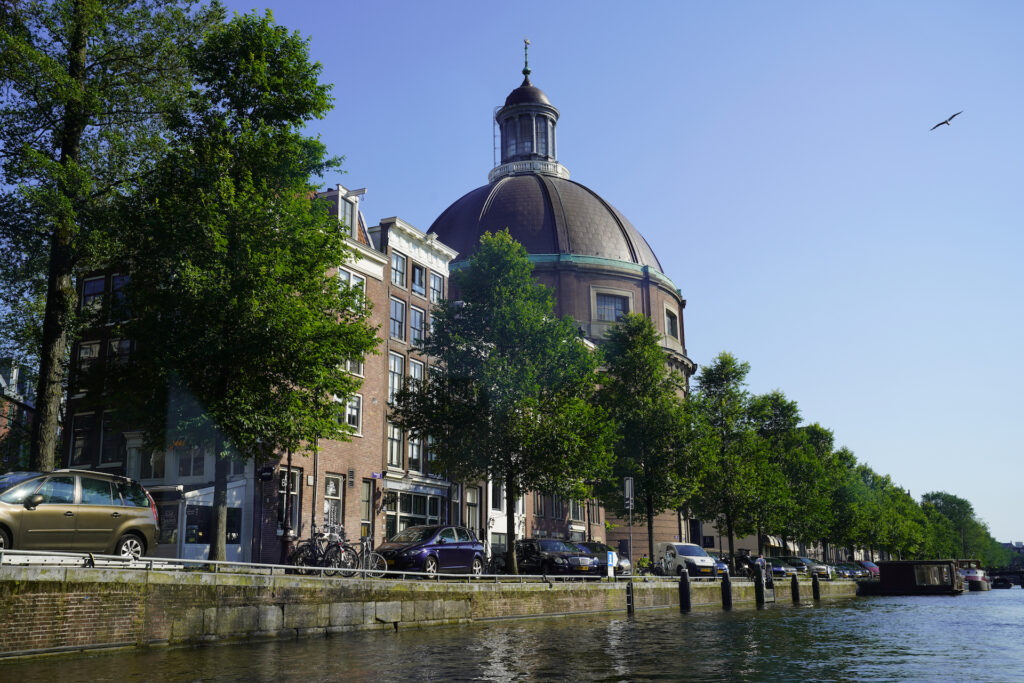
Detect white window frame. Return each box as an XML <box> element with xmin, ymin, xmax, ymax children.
<box><xmin>411</xmin><ymin>263</ymin><xmax>426</xmax><ymax>297</ymax></box>
<box><xmin>391</xmin><ymin>251</ymin><xmax>407</xmax><ymax>288</ymax></box>
<box><xmin>390</xmin><ymin>298</ymin><xmax>406</xmax><ymax>341</ymax></box>
<box><xmin>388</xmin><ymin>352</ymin><xmax>405</xmax><ymax>403</ymax></box>
<box><xmin>429</xmin><ymin>273</ymin><xmax>443</xmax><ymax>304</ymax></box>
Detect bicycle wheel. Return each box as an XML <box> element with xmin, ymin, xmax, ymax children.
<box><xmin>322</xmin><ymin>544</ymin><xmax>344</xmax><ymax>576</ymax></box>
<box><xmin>289</xmin><ymin>542</ymin><xmax>316</xmax><ymax>575</ymax></box>
<box><xmin>332</xmin><ymin>546</ymin><xmax>360</xmax><ymax>578</ymax></box>
<box><xmin>364</xmin><ymin>551</ymin><xmax>387</xmax><ymax>579</ymax></box>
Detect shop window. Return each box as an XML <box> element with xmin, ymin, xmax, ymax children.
<box><xmin>278</xmin><ymin>468</ymin><xmax>302</xmax><ymax>533</ymax></box>
<box><xmin>360</xmin><ymin>480</ymin><xmax>373</xmax><ymax>539</ymax></box>
<box><xmin>324</xmin><ymin>474</ymin><xmax>343</xmax><ymax>527</ymax></box>
<box><xmin>185</xmin><ymin>505</ymin><xmax>242</xmax><ymax>545</ymax></box>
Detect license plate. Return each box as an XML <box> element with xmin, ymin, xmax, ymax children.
<box><xmin>386</xmin><ymin>559</ymin><xmax>394</xmax><ymax>566</ymax></box>
<box><xmin>701</xmin><ymin>568</ymin><xmax>711</xmax><ymax>573</ymax></box>
<box><xmin>579</xmin><ymin>566</ymin><xmax>589</xmax><ymax>570</ymax></box>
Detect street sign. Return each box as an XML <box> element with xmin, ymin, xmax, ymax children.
<box><xmin>624</xmin><ymin>477</ymin><xmax>633</xmax><ymax>511</ymax></box>
<box><xmin>371</xmin><ymin>472</ymin><xmax>382</xmax><ymax>479</ymax></box>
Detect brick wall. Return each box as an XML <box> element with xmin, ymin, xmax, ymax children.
<box><xmin>0</xmin><ymin>567</ymin><xmax>857</xmax><ymax>658</ymax></box>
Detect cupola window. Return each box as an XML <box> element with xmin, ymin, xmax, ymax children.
<box><xmin>504</xmin><ymin>119</ymin><xmax>517</xmax><ymax>158</ymax></box>
<box><xmin>518</xmin><ymin>116</ymin><xmax>533</xmax><ymax>155</ymax></box>
<box><xmin>536</xmin><ymin>116</ymin><xmax>548</xmax><ymax>156</ymax></box>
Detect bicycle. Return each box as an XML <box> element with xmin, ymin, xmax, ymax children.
<box><xmin>289</xmin><ymin>523</ymin><xmax>348</xmax><ymax>576</ymax></box>
<box><xmin>337</xmin><ymin>536</ymin><xmax>387</xmax><ymax>579</ymax></box>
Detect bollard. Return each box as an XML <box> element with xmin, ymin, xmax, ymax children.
<box><xmin>791</xmin><ymin>573</ymin><xmax>801</xmax><ymax>603</ymax></box>
<box><xmin>679</xmin><ymin>569</ymin><xmax>691</xmax><ymax>612</ymax></box>
<box><xmin>721</xmin><ymin>572</ymin><xmax>733</xmax><ymax>610</ymax></box>
<box><xmin>812</xmin><ymin>572</ymin><xmax>821</xmax><ymax>600</ymax></box>
<box><xmin>765</xmin><ymin>565</ymin><xmax>775</xmax><ymax>590</ymax></box>
<box><xmin>754</xmin><ymin>569</ymin><xmax>765</xmax><ymax>606</ymax></box>
<box><xmin>626</xmin><ymin>580</ymin><xmax>635</xmax><ymax>614</ymax></box>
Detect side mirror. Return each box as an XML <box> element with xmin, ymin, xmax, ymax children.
<box><xmin>24</xmin><ymin>493</ymin><xmax>44</xmax><ymax>510</ymax></box>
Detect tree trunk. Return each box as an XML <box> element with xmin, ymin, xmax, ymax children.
<box><xmin>208</xmin><ymin>443</ymin><xmax>229</xmax><ymax>561</ymax></box>
<box><xmin>504</xmin><ymin>473</ymin><xmax>517</xmax><ymax>575</ymax></box>
<box><xmin>31</xmin><ymin>0</ymin><xmax>90</xmax><ymax>472</ymax></box>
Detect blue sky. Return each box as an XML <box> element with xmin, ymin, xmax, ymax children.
<box><xmin>221</xmin><ymin>0</ymin><xmax>1024</xmax><ymax>542</ymax></box>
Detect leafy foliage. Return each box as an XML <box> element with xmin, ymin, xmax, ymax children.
<box><xmin>596</xmin><ymin>313</ymin><xmax>691</xmax><ymax>559</ymax></box>
<box><xmin>391</xmin><ymin>231</ymin><xmax>615</xmax><ymax>573</ymax></box>
<box><xmin>0</xmin><ymin>0</ymin><xmax>222</xmax><ymax>469</ymax></box>
<box><xmin>96</xmin><ymin>10</ymin><xmax>378</xmax><ymax>560</ymax></box>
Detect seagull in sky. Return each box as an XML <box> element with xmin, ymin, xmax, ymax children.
<box><xmin>930</xmin><ymin>111</ymin><xmax>963</xmax><ymax>131</ymax></box>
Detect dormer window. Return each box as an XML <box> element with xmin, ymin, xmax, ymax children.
<box><xmin>341</xmin><ymin>199</ymin><xmax>355</xmax><ymax>238</ymax></box>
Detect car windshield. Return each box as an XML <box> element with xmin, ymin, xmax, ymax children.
<box><xmin>538</xmin><ymin>540</ymin><xmax>571</xmax><ymax>552</ymax></box>
<box><xmin>860</xmin><ymin>561</ymin><xmax>878</xmax><ymax>568</ymax></box>
<box><xmin>0</xmin><ymin>472</ymin><xmax>39</xmax><ymax>494</ymax></box>
<box><xmin>676</xmin><ymin>544</ymin><xmax>707</xmax><ymax>557</ymax></box>
<box><xmin>390</xmin><ymin>526</ymin><xmax>439</xmax><ymax>543</ymax></box>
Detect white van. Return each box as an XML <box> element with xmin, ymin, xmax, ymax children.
<box><xmin>655</xmin><ymin>542</ymin><xmax>717</xmax><ymax>578</ymax></box>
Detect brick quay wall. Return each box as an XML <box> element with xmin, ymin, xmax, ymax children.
<box><xmin>0</xmin><ymin>566</ymin><xmax>858</xmax><ymax>659</ymax></box>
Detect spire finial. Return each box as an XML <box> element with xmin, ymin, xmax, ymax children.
<box><xmin>522</xmin><ymin>37</ymin><xmax>531</xmax><ymax>82</ymax></box>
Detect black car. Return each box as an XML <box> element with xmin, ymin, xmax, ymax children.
<box><xmin>377</xmin><ymin>525</ymin><xmax>486</xmax><ymax>575</ymax></box>
<box><xmin>574</xmin><ymin>540</ymin><xmax>631</xmax><ymax>575</ymax></box>
<box><xmin>514</xmin><ymin>538</ymin><xmax>599</xmax><ymax>576</ymax></box>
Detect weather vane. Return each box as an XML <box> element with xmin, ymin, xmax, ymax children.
<box><xmin>523</xmin><ymin>37</ymin><xmax>531</xmax><ymax>78</ymax></box>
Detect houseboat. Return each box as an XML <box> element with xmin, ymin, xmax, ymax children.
<box><xmin>857</xmin><ymin>560</ymin><xmax>964</xmax><ymax>596</ymax></box>
<box><xmin>957</xmin><ymin>559</ymin><xmax>991</xmax><ymax>591</ymax></box>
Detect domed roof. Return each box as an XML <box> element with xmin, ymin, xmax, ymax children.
<box><xmin>504</xmin><ymin>76</ymin><xmax>551</xmax><ymax>107</ymax></box>
<box><xmin>427</xmin><ymin>174</ymin><xmax>663</xmax><ymax>271</ymax></box>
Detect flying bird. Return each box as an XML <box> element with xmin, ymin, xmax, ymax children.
<box><xmin>930</xmin><ymin>111</ymin><xmax>963</xmax><ymax>131</ymax></box>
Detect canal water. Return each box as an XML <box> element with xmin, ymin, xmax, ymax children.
<box><xmin>4</xmin><ymin>589</ymin><xmax>1023</xmax><ymax>681</ymax></box>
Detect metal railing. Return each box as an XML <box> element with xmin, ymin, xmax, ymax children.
<box><xmin>0</xmin><ymin>548</ymin><xmax>743</xmax><ymax>584</ymax></box>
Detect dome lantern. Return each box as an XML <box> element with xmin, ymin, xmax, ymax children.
<box><xmin>490</xmin><ymin>40</ymin><xmax>570</xmax><ymax>183</ymax></box>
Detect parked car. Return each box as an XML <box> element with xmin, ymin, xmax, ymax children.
<box><xmin>377</xmin><ymin>525</ymin><xmax>485</xmax><ymax>575</ymax></box>
<box><xmin>655</xmin><ymin>542</ymin><xmax>718</xmax><ymax>578</ymax></box>
<box><xmin>0</xmin><ymin>469</ymin><xmax>159</xmax><ymax>558</ymax></box>
<box><xmin>765</xmin><ymin>557</ymin><xmax>799</xmax><ymax>578</ymax></box>
<box><xmin>856</xmin><ymin>560</ymin><xmax>880</xmax><ymax>577</ymax></box>
<box><xmin>780</xmin><ymin>555</ymin><xmax>830</xmax><ymax>578</ymax></box>
<box><xmin>574</xmin><ymin>541</ymin><xmax>631</xmax><ymax>575</ymax></box>
<box><xmin>835</xmin><ymin>563</ymin><xmax>869</xmax><ymax>579</ymax></box>
<box><xmin>515</xmin><ymin>538</ymin><xmax>599</xmax><ymax>576</ymax></box>
<box><xmin>707</xmin><ymin>551</ymin><xmax>730</xmax><ymax>577</ymax></box>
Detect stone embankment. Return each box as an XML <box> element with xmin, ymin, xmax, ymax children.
<box><xmin>0</xmin><ymin>566</ymin><xmax>858</xmax><ymax>659</ymax></box>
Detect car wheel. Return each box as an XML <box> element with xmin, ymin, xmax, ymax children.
<box><xmin>115</xmin><ymin>534</ymin><xmax>145</xmax><ymax>559</ymax></box>
<box><xmin>423</xmin><ymin>556</ymin><xmax>438</xmax><ymax>575</ymax></box>
<box><xmin>0</xmin><ymin>527</ymin><xmax>10</xmax><ymax>550</ymax></box>
<box><xmin>471</xmin><ymin>557</ymin><xmax>483</xmax><ymax>576</ymax></box>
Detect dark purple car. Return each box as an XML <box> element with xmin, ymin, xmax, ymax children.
<box><xmin>377</xmin><ymin>525</ymin><xmax>486</xmax><ymax>576</ymax></box>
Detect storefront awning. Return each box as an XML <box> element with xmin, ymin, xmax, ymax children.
<box><xmin>766</xmin><ymin>535</ymin><xmax>782</xmax><ymax>547</ymax></box>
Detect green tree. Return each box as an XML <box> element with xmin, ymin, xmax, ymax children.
<box><xmin>921</xmin><ymin>491</ymin><xmax>976</xmax><ymax>558</ymax></box>
<box><xmin>0</xmin><ymin>0</ymin><xmax>220</xmax><ymax>471</ymax></box>
<box><xmin>391</xmin><ymin>231</ymin><xmax>616</xmax><ymax>574</ymax></box>
<box><xmin>105</xmin><ymin>10</ymin><xmax>378</xmax><ymax>561</ymax></box>
<box><xmin>596</xmin><ymin>313</ymin><xmax>691</xmax><ymax>561</ymax></box>
<box><xmin>688</xmin><ymin>352</ymin><xmax>762</xmax><ymax>564</ymax></box>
